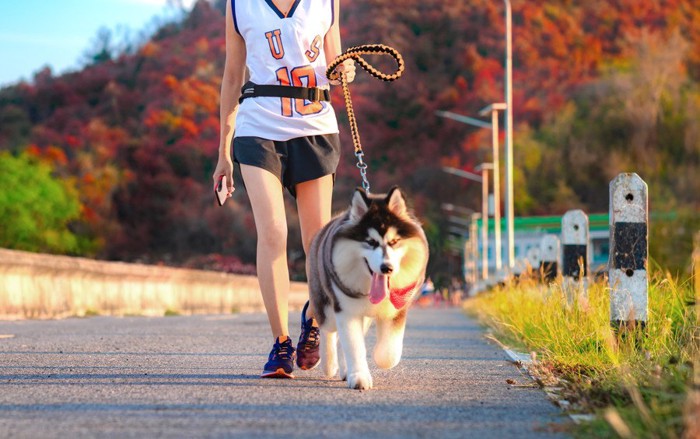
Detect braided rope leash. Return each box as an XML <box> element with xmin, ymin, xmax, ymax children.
<box><xmin>326</xmin><ymin>44</ymin><xmax>405</xmax><ymax>194</ymax></box>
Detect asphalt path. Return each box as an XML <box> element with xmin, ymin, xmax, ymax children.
<box><xmin>0</xmin><ymin>306</ymin><xmax>568</xmax><ymax>438</ymax></box>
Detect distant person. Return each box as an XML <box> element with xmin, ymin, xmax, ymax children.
<box><xmin>212</xmin><ymin>0</ymin><xmax>355</xmax><ymax>378</ymax></box>
<box><xmin>420</xmin><ymin>277</ymin><xmax>435</xmax><ymax>297</ymax></box>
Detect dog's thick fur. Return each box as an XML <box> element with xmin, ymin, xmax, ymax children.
<box><xmin>308</xmin><ymin>187</ymin><xmax>429</xmax><ymax>389</ymax></box>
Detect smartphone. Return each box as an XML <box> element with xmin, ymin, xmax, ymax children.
<box><xmin>215</xmin><ymin>175</ymin><xmax>230</xmax><ymax>206</ymax></box>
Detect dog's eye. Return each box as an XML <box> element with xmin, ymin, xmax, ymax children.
<box><xmin>388</xmin><ymin>238</ymin><xmax>400</xmax><ymax>247</ymax></box>
<box><xmin>365</xmin><ymin>239</ymin><xmax>379</xmax><ymax>248</ymax></box>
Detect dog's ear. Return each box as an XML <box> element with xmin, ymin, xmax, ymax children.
<box><xmin>350</xmin><ymin>188</ymin><xmax>370</xmax><ymax>221</ymax></box>
<box><xmin>386</xmin><ymin>186</ymin><xmax>407</xmax><ymax>217</ymax></box>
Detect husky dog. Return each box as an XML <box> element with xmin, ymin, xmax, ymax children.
<box><xmin>308</xmin><ymin>187</ymin><xmax>429</xmax><ymax>390</ymax></box>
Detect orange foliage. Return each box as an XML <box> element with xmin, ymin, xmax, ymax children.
<box><xmin>140</xmin><ymin>41</ymin><xmax>159</xmax><ymax>58</ymax></box>
<box><xmin>44</xmin><ymin>146</ymin><xmax>68</xmax><ymax>166</ymax></box>
<box><xmin>2</xmin><ymin>0</ymin><xmax>698</xmax><ymax>264</ymax></box>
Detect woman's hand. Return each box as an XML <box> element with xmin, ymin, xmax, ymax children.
<box><xmin>212</xmin><ymin>155</ymin><xmax>235</xmax><ymax>197</ymax></box>
<box><xmin>329</xmin><ymin>59</ymin><xmax>356</xmax><ymax>85</ymax></box>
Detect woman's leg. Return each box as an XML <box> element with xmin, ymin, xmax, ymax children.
<box><xmin>295</xmin><ymin>174</ymin><xmax>335</xmax><ymax>319</ymax></box>
<box><xmin>240</xmin><ymin>164</ymin><xmax>290</xmax><ymax>340</ymax></box>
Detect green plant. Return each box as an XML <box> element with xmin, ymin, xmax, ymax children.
<box><xmin>465</xmin><ymin>269</ymin><xmax>696</xmax><ymax>438</ymax></box>
<box><xmin>0</xmin><ymin>152</ymin><xmax>85</xmax><ymax>253</ymax></box>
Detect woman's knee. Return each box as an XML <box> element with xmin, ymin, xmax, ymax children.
<box><xmin>257</xmin><ymin>221</ymin><xmax>288</xmax><ymax>252</ymax></box>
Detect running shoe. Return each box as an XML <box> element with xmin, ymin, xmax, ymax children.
<box><xmin>296</xmin><ymin>301</ymin><xmax>321</xmax><ymax>370</ymax></box>
<box><xmin>261</xmin><ymin>336</ymin><xmax>295</xmax><ymax>378</ymax></box>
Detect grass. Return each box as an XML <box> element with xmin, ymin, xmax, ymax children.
<box><xmin>464</xmin><ymin>268</ymin><xmax>697</xmax><ymax>438</ymax></box>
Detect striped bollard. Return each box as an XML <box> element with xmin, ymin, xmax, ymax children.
<box><xmin>562</xmin><ymin>210</ymin><xmax>589</xmax><ymax>304</ymax></box>
<box><xmin>609</xmin><ymin>173</ymin><xmax>648</xmax><ymax>329</ymax></box>
<box><xmin>539</xmin><ymin>234</ymin><xmax>560</xmax><ymax>283</ymax></box>
<box><xmin>526</xmin><ymin>247</ymin><xmax>541</xmax><ymax>277</ymax></box>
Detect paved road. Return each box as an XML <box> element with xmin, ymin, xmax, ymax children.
<box><xmin>0</xmin><ymin>307</ymin><xmax>568</xmax><ymax>438</ymax></box>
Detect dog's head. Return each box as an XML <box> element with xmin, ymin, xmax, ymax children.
<box><xmin>338</xmin><ymin>186</ymin><xmax>428</xmax><ymax>308</ymax></box>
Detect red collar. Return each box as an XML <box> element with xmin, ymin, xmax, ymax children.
<box><xmin>390</xmin><ymin>281</ymin><xmax>418</xmax><ymax>309</ymax></box>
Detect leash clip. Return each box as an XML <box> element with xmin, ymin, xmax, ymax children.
<box><xmin>355</xmin><ymin>150</ymin><xmax>371</xmax><ymax>194</ymax></box>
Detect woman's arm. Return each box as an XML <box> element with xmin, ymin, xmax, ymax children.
<box><xmin>214</xmin><ymin>0</ymin><xmax>247</xmax><ymax>191</ymax></box>
<box><xmin>324</xmin><ymin>0</ymin><xmax>355</xmax><ymax>84</ymax></box>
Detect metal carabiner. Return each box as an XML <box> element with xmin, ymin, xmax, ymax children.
<box><xmin>355</xmin><ymin>150</ymin><xmax>370</xmax><ymax>194</ymax></box>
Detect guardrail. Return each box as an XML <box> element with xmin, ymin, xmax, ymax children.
<box><xmin>0</xmin><ymin>249</ymin><xmax>308</xmax><ymax>319</ymax></box>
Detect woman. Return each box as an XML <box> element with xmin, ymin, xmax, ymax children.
<box><xmin>213</xmin><ymin>0</ymin><xmax>355</xmax><ymax>378</ymax></box>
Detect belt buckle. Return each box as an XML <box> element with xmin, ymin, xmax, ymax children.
<box><xmin>310</xmin><ymin>88</ymin><xmax>321</xmax><ymax>102</ymax></box>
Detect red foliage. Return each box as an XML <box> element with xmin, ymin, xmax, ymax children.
<box><xmin>1</xmin><ymin>0</ymin><xmax>697</xmax><ymax>267</ymax></box>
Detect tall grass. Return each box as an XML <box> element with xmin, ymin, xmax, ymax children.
<box><xmin>464</xmin><ymin>269</ymin><xmax>697</xmax><ymax>438</ymax></box>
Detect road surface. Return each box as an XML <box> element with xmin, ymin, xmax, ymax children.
<box><xmin>0</xmin><ymin>307</ymin><xmax>568</xmax><ymax>438</ymax></box>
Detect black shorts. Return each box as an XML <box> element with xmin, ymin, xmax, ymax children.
<box><xmin>233</xmin><ymin>134</ymin><xmax>341</xmax><ymax>197</ymax></box>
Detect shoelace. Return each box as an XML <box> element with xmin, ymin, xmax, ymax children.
<box><xmin>271</xmin><ymin>340</ymin><xmax>293</xmax><ymax>360</ymax></box>
<box><xmin>301</xmin><ymin>324</ymin><xmax>320</xmax><ymax>351</ymax></box>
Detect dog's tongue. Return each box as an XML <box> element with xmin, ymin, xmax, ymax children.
<box><xmin>369</xmin><ymin>273</ymin><xmax>389</xmax><ymax>304</ymax></box>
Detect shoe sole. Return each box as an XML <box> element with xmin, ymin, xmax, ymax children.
<box><xmin>260</xmin><ymin>368</ymin><xmax>295</xmax><ymax>379</ymax></box>
<box><xmin>297</xmin><ymin>358</ymin><xmax>321</xmax><ymax>370</ymax></box>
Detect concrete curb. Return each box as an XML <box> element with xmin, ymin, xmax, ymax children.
<box><xmin>485</xmin><ymin>332</ymin><xmax>596</xmax><ymax>425</ymax></box>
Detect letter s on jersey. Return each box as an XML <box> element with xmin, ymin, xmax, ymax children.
<box><xmin>305</xmin><ymin>35</ymin><xmax>322</xmax><ymax>62</ymax></box>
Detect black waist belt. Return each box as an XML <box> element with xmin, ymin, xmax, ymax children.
<box><xmin>238</xmin><ymin>81</ymin><xmax>331</xmax><ymax>104</ymax></box>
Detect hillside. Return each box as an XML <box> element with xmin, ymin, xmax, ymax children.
<box><xmin>0</xmin><ymin>0</ymin><xmax>698</xmax><ymax>278</ymax></box>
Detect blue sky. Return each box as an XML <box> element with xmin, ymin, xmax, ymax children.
<box><xmin>0</xmin><ymin>0</ymin><xmax>198</xmax><ymax>87</ymax></box>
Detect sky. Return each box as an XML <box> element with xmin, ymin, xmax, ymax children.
<box><xmin>0</xmin><ymin>0</ymin><xmax>199</xmax><ymax>87</ymax></box>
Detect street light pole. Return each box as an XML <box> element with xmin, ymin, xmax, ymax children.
<box><xmin>434</xmin><ymin>110</ymin><xmax>492</xmax><ymax>130</ymax></box>
<box><xmin>442</xmin><ymin>203</ymin><xmax>477</xmax><ymax>286</ymax></box>
<box><xmin>442</xmin><ymin>167</ymin><xmax>488</xmax><ymax>281</ymax></box>
<box><xmin>476</xmin><ymin>163</ymin><xmax>493</xmax><ymax>281</ymax></box>
<box><xmin>441</xmin><ymin>166</ymin><xmax>483</xmax><ymax>183</ymax></box>
<box><xmin>479</xmin><ymin>103</ymin><xmax>506</xmax><ymax>273</ymax></box>
<box><xmin>504</xmin><ymin>0</ymin><xmax>515</xmax><ymax>270</ymax></box>
<box><xmin>469</xmin><ymin>213</ymin><xmax>480</xmax><ymax>284</ymax></box>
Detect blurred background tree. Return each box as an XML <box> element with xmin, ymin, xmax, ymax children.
<box><xmin>0</xmin><ymin>152</ymin><xmax>94</xmax><ymax>254</ymax></box>
<box><xmin>0</xmin><ymin>0</ymin><xmax>697</xmax><ymax>280</ymax></box>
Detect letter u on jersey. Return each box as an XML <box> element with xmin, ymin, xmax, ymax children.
<box><xmin>265</xmin><ymin>29</ymin><xmax>285</xmax><ymax>60</ymax></box>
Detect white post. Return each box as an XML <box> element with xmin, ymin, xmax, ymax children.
<box><xmin>480</xmin><ymin>168</ymin><xmax>490</xmax><ymax>281</ymax></box>
<box><xmin>539</xmin><ymin>234</ymin><xmax>560</xmax><ymax>283</ymax></box>
<box><xmin>503</xmin><ymin>0</ymin><xmax>515</xmax><ymax>271</ymax></box>
<box><xmin>562</xmin><ymin>210</ymin><xmax>590</xmax><ymax>304</ymax></box>
<box><xmin>526</xmin><ymin>247</ymin><xmax>541</xmax><ymax>275</ymax></box>
<box><xmin>462</xmin><ymin>237</ymin><xmax>470</xmax><ymax>285</ymax></box>
<box><xmin>470</xmin><ymin>214</ymin><xmax>480</xmax><ymax>284</ymax></box>
<box><xmin>609</xmin><ymin>173</ymin><xmax>648</xmax><ymax>328</ymax></box>
<box><xmin>490</xmin><ymin>110</ymin><xmax>503</xmax><ymax>272</ymax></box>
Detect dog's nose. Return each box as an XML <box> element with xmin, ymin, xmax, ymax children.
<box><xmin>380</xmin><ymin>263</ymin><xmax>393</xmax><ymax>274</ymax></box>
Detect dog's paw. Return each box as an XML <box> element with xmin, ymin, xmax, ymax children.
<box><xmin>347</xmin><ymin>371</ymin><xmax>373</xmax><ymax>390</ymax></box>
<box><xmin>374</xmin><ymin>347</ymin><xmax>402</xmax><ymax>370</ymax></box>
<box><xmin>338</xmin><ymin>360</ymin><xmax>347</xmax><ymax>381</ymax></box>
<box><xmin>323</xmin><ymin>362</ymin><xmax>338</xmax><ymax>379</ymax></box>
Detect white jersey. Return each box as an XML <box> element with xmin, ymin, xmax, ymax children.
<box><xmin>232</xmin><ymin>0</ymin><xmax>339</xmax><ymax>141</ymax></box>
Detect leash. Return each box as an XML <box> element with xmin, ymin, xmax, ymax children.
<box><xmin>326</xmin><ymin>44</ymin><xmax>404</xmax><ymax>194</ymax></box>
